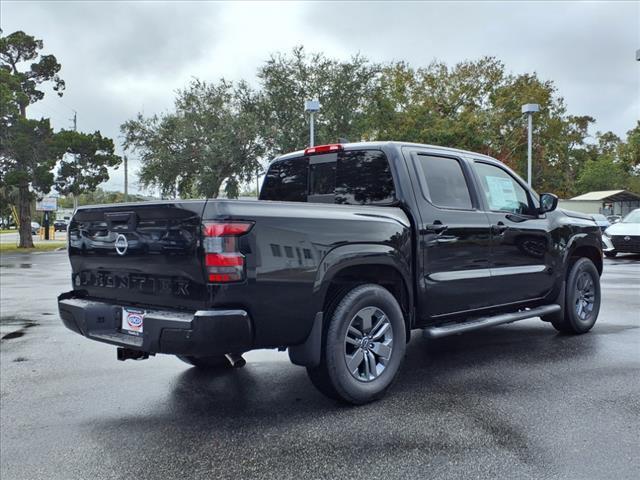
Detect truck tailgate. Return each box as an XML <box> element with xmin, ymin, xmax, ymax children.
<box><xmin>68</xmin><ymin>201</ymin><xmax>208</xmax><ymax>310</ymax></box>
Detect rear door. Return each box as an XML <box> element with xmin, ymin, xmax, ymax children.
<box><xmin>470</xmin><ymin>160</ymin><xmax>555</xmax><ymax>303</ymax></box>
<box><xmin>68</xmin><ymin>201</ymin><xmax>208</xmax><ymax>309</ymax></box>
<box><xmin>405</xmin><ymin>148</ymin><xmax>493</xmax><ymax>319</ymax></box>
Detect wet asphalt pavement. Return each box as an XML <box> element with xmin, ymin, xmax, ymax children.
<box><xmin>1</xmin><ymin>251</ymin><xmax>639</xmax><ymax>480</ymax></box>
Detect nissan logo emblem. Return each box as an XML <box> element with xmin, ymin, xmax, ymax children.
<box><xmin>115</xmin><ymin>234</ymin><xmax>128</xmax><ymax>255</ymax></box>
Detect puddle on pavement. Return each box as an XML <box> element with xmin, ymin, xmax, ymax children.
<box><xmin>13</xmin><ymin>357</ymin><xmax>28</xmax><ymax>362</ymax></box>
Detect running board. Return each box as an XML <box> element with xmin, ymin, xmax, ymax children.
<box><xmin>422</xmin><ymin>304</ymin><xmax>561</xmax><ymax>339</ymax></box>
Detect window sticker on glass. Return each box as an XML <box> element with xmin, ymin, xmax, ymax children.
<box><xmin>485</xmin><ymin>175</ymin><xmax>518</xmax><ymax>210</ymax></box>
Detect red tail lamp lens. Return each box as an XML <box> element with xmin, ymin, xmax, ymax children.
<box><xmin>202</xmin><ymin>222</ymin><xmax>253</xmax><ymax>284</ymax></box>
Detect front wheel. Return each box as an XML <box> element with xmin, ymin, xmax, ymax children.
<box><xmin>551</xmin><ymin>257</ymin><xmax>601</xmax><ymax>334</ymax></box>
<box><xmin>307</xmin><ymin>284</ymin><xmax>406</xmax><ymax>404</ymax></box>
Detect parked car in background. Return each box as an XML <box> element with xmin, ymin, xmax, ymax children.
<box><xmin>602</xmin><ymin>209</ymin><xmax>640</xmax><ymax>258</ymax></box>
<box><xmin>31</xmin><ymin>222</ymin><xmax>40</xmax><ymax>235</ymax></box>
<box><xmin>591</xmin><ymin>214</ymin><xmax>610</xmax><ymax>233</ymax></box>
<box><xmin>606</xmin><ymin>215</ymin><xmax>622</xmax><ymax>224</ymax></box>
<box><xmin>54</xmin><ymin>220</ymin><xmax>68</xmax><ymax>232</ymax></box>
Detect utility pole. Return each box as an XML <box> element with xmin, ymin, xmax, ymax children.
<box><xmin>70</xmin><ymin>110</ymin><xmax>78</xmax><ymax>210</ymax></box>
<box><xmin>521</xmin><ymin>104</ymin><xmax>540</xmax><ymax>187</ymax></box>
<box><xmin>123</xmin><ymin>155</ymin><xmax>129</xmax><ymax>202</ymax></box>
<box><xmin>304</xmin><ymin>99</ymin><xmax>320</xmax><ymax>147</ymax></box>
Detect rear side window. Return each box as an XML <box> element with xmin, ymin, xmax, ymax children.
<box><xmin>260</xmin><ymin>150</ymin><xmax>396</xmax><ymax>205</ymax></box>
<box><xmin>336</xmin><ymin>151</ymin><xmax>395</xmax><ymax>205</ymax></box>
<box><xmin>259</xmin><ymin>157</ymin><xmax>309</xmax><ymax>202</ymax></box>
<box><xmin>416</xmin><ymin>155</ymin><xmax>472</xmax><ymax>209</ymax></box>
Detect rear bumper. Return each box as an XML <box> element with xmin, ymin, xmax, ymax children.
<box><xmin>57</xmin><ymin>291</ymin><xmax>253</xmax><ymax>355</ymax></box>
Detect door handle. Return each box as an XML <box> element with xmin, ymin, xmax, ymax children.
<box><xmin>491</xmin><ymin>222</ymin><xmax>508</xmax><ymax>234</ymax></box>
<box><xmin>425</xmin><ymin>221</ymin><xmax>448</xmax><ymax>234</ymax></box>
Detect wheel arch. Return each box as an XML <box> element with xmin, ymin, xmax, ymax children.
<box><xmin>567</xmin><ymin>241</ymin><xmax>603</xmax><ymax>276</ymax></box>
<box><xmin>314</xmin><ymin>244</ymin><xmax>413</xmax><ymax>326</ymax></box>
<box><xmin>290</xmin><ymin>244</ymin><xmax>413</xmax><ymax>368</ymax></box>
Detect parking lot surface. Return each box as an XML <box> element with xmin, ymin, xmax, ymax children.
<box><xmin>1</xmin><ymin>251</ymin><xmax>639</xmax><ymax>479</ymax></box>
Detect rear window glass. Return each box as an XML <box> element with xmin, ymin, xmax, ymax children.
<box><xmin>416</xmin><ymin>155</ymin><xmax>472</xmax><ymax>209</ymax></box>
<box><xmin>260</xmin><ymin>150</ymin><xmax>395</xmax><ymax>205</ymax></box>
<box><xmin>259</xmin><ymin>157</ymin><xmax>309</xmax><ymax>202</ymax></box>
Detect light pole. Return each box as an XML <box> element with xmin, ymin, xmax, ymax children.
<box><xmin>521</xmin><ymin>103</ymin><xmax>540</xmax><ymax>187</ymax></box>
<box><xmin>304</xmin><ymin>99</ymin><xmax>320</xmax><ymax>147</ymax></box>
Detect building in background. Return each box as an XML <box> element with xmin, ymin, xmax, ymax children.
<box><xmin>558</xmin><ymin>190</ymin><xmax>640</xmax><ymax>216</ymax></box>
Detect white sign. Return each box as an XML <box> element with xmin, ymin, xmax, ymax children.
<box><xmin>485</xmin><ymin>176</ymin><xmax>517</xmax><ymax>211</ymax></box>
<box><xmin>36</xmin><ymin>196</ymin><xmax>57</xmax><ymax>211</ymax></box>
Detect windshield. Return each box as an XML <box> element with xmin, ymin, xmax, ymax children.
<box><xmin>622</xmin><ymin>210</ymin><xmax>640</xmax><ymax>223</ymax></box>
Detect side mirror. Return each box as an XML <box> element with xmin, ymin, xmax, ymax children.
<box><xmin>539</xmin><ymin>193</ymin><xmax>558</xmax><ymax>213</ymax></box>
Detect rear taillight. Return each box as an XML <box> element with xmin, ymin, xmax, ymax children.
<box><xmin>202</xmin><ymin>221</ymin><xmax>253</xmax><ymax>283</ymax></box>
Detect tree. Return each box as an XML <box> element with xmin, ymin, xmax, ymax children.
<box><xmin>258</xmin><ymin>46</ymin><xmax>379</xmax><ymax>154</ymax></box>
<box><xmin>0</xmin><ymin>30</ymin><xmax>64</xmax><ymax>247</ymax></box>
<box><xmin>53</xmin><ymin>130</ymin><xmax>121</xmax><ymax>207</ymax></box>
<box><xmin>122</xmin><ymin>79</ymin><xmax>264</xmax><ymax>198</ymax></box>
<box><xmin>576</xmin><ymin>156</ymin><xmax>629</xmax><ymax>192</ymax></box>
<box><xmin>1</xmin><ymin>30</ymin><xmax>121</xmax><ymax>247</ymax></box>
<box><xmin>362</xmin><ymin>57</ymin><xmax>596</xmax><ymax>196</ymax></box>
<box><xmin>0</xmin><ymin>30</ymin><xmax>64</xmax><ymax>117</ymax></box>
<box><xmin>0</xmin><ymin>117</ymin><xmax>57</xmax><ymax>245</ymax></box>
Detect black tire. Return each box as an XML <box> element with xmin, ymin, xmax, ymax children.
<box><xmin>551</xmin><ymin>257</ymin><xmax>601</xmax><ymax>334</ymax></box>
<box><xmin>604</xmin><ymin>251</ymin><xmax>617</xmax><ymax>258</ymax></box>
<box><xmin>177</xmin><ymin>355</ymin><xmax>237</xmax><ymax>370</ymax></box>
<box><xmin>306</xmin><ymin>284</ymin><xmax>407</xmax><ymax>405</ymax></box>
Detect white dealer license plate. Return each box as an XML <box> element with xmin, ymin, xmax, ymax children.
<box><xmin>122</xmin><ymin>307</ymin><xmax>145</xmax><ymax>335</ymax></box>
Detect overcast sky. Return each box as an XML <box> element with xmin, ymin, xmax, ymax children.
<box><xmin>2</xmin><ymin>0</ymin><xmax>639</xmax><ymax>194</ymax></box>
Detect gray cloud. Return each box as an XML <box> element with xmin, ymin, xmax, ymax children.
<box><xmin>1</xmin><ymin>0</ymin><xmax>638</xmax><ymax>194</ymax></box>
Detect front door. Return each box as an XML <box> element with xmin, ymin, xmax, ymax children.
<box><xmin>470</xmin><ymin>160</ymin><xmax>555</xmax><ymax>304</ymax></box>
<box><xmin>407</xmin><ymin>150</ymin><xmax>493</xmax><ymax>320</ymax></box>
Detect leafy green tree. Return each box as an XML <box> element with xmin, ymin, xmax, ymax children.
<box><xmin>258</xmin><ymin>46</ymin><xmax>379</xmax><ymax>154</ymax></box>
<box><xmin>0</xmin><ymin>117</ymin><xmax>57</xmax><ymax>245</ymax></box>
<box><xmin>576</xmin><ymin>156</ymin><xmax>629</xmax><ymax>192</ymax></box>
<box><xmin>53</xmin><ymin>130</ymin><xmax>121</xmax><ymax>208</ymax></box>
<box><xmin>1</xmin><ymin>30</ymin><xmax>121</xmax><ymax>247</ymax></box>
<box><xmin>362</xmin><ymin>57</ymin><xmax>596</xmax><ymax>196</ymax></box>
<box><xmin>0</xmin><ymin>30</ymin><xmax>65</xmax><ymax>118</ymax></box>
<box><xmin>122</xmin><ymin>79</ymin><xmax>264</xmax><ymax>198</ymax></box>
<box><xmin>0</xmin><ymin>30</ymin><xmax>65</xmax><ymax>247</ymax></box>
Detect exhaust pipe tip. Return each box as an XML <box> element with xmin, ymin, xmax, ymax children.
<box><xmin>117</xmin><ymin>347</ymin><xmax>149</xmax><ymax>361</ymax></box>
<box><xmin>225</xmin><ymin>353</ymin><xmax>246</xmax><ymax>368</ymax></box>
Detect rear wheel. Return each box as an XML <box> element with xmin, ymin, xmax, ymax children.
<box><xmin>307</xmin><ymin>284</ymin><xmax>406</xmax><ymax>404</ymax></box>
<box><xmin>551</xmin><ymin>257</ymin><xmax>601</xmax><ymax>334</ymax></box>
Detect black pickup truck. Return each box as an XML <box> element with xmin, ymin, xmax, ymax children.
<box><xmin>58</xmin><ymin>142</ymin><xmax>603</xmax><ymax>404</ymax></box>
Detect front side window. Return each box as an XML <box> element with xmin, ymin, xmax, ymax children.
<box><xmin>416</xmin><ymin>155</ymin><xmax>473</xmax><ymax>209</ymax></box>
<box><xmin>473</xmin><ymin>162</ymin><xmax>531</xmax><ymax>214</ymax></box>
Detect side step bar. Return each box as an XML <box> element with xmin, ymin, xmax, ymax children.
<box><xmin>423</xmin><ymin>304</ymin><xmax>561</xmax><ymax>339</ymax></box>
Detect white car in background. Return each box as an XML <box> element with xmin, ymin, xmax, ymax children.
<box><xmin>602</xmin><ymin>209</ymin><xmax>640</xmax><ymax>258</ymax></box>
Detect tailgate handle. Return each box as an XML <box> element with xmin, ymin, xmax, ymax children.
<box><xmin>105</xmin><ymin>211</ymin><xmax>137</xmax><ymax>231</ymax></box>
